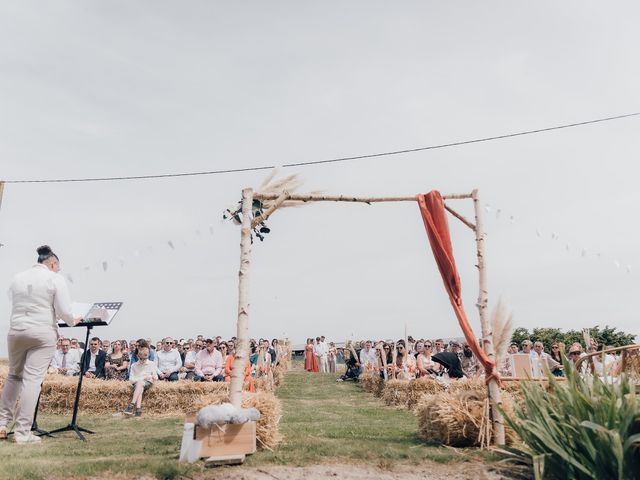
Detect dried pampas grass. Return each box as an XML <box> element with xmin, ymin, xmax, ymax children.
<box><xmin>490</xmin><ymin>298</ymin><xmax>513</xmax><ymax>371</ymax></box>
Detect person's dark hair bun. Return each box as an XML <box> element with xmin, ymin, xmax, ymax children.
<box><xmin>37</xmin><ymin>245</ymin><xmax>58</xmax><ymax>263</ymax></box>
<box><xmin>37</xmin><ymin>245</ymin><xmax>53</xmax><ymax>256</ymax></box>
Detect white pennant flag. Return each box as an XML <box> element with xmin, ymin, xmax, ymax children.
<box><xmin>209</xmin><ymin>225</ymin><xmax>215</xmax><ymax>235</ymax></box>
<box><xmin>626</xmin><ymin>265</ymin><xmax>632</xmax><ymax>273</ymax></box>
<box><xmin>484</xmin><ymin>204</ymin><xmax>491</xmax><ymax>214</ymax></box>
<box><xmin>565</xmin><ymin>243</ymin><xmax>571</xmax><ymax>251</ymax></box>
<box><xmin>551</xmin><ymin>232</ymin><xmax>559</xmax><ymax>240</ymax></box>
<box><xmin>134</xmin><ymin>250</ymin><xmax>140</xmax><ymax>258</ymax></box>
<box><xmin>495</xmin><ymin>209</ymin><xmax>501</xmax><ymax>219</ymax></box>
<box><xmin>102</xmin><ymin>261</ymin><xmax>108</xmax><ymax>272</ymax></box>
<box><xmin>65</xmin><ymin>273</ymin><xmax>74</xmax><ymax>284</ymax></box>
<box><xmin>509</xmin><ymin>215</ymin><xmax>515</xmax><ymax>224</ymax></box>
<box><xmin>168</xmin><ymin>241</ymin><xmax>175</xmax><ymax>250</ymax></box>
<box><xmin>614</xmin><ymin>260</ymin><xmax>620</xmax><ymax>268</ymax></box>
<box><xmin>536</xmin><ymin>229</ymin><xmax>542</xmax><ymax>237</ymax></box>
<box><xmin>581</xmin><ymin>249</ymin><xmax>587</xmax><ymax>258</ymax></box>
<box><xmin>119</xmin><ymin>256</ymin><xmax>125</xmax><ymax>267</ymax></box>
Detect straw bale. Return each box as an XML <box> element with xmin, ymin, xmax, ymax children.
<box><xmin>416</xmin><ymin>388</ymin><xmax>516</xmax><ymax>447</ymax></box>
<box><xmin>272</xmin><ymin>365</ymin><xmax>285</xmax><ymax>387</ymax></box>
<box><xmin>0</xmin><ymin>372</ymin><xmax>282</xmax><ymax>450</ymax></box>
<box><xmin>381</xmin><ymin>379</ymin><xmax>411</xmax><ymax>407</ymax></box>
<box><xmin>358</xmin><ymin>373</ymin><xmax>377</xmax><ymax>393</ymax></box>
<box><xmin>406</xmin><ymin>377</ymin><xmax>445</xmax><ymax>410</ymax></box>
<box><xmin>254</xmin><ymin>376</ymin><xmax>274</xmax><ymax>393</ymax></box>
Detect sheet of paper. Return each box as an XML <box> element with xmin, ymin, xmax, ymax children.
<box><xmin>71</xmin><ymin>302</ymin><xmax>94</xmax><ymax>318</ymax></box>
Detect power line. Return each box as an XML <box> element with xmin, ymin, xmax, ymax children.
<box><xmin>3</xmin><ymin>111</ymin><xmax>639</xmax><ymax>184</ymax></box>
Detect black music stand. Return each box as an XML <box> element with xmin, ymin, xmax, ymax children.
<box><xmin>48</xmin><ymin>324</ymin><xmax>95</xmax><ymax>441</ymax></box>
<box><xmin>50</xmin><ymin>302</ymin><xmax>123</xmax><ymax>441</ymax></box>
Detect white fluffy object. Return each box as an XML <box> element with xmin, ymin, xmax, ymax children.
<box><xmin>196</xmin><ymin>403</ymin><xmax>261</xmax><ymax>427</ymax></box>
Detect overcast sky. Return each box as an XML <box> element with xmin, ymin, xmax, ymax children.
<box><xmin>1</xmin><ymin>1</ymin><xmax>639</xmax><ymax>354</ymax></box>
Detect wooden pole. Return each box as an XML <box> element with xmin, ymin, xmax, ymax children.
<box><xmin>230</xmin><ymin>188</ymin><xmax>253</xmax><ymax>408</ymax></box>
<box><xmin>253</xmin><ymin>192</ymin><xmax>472</xmax><ymax>203</ymax></box>
<box><xmin>444</xmin><ymin>203</ymin><xmax>476</xmax><ymax>231</ymax></box>
<box><xmin>472</xmin><ymin>188</ymin><xmax>505</xmax><ymax>446</ymax></box>
<box><xmin>0</xmin><ymin>181</ymin><xmax>5</xmax><ymax>212</ymax></box>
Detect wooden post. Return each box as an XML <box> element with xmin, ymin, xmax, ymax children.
<box><xmin>0</xmin><ymin>181</ymin><xmax>5</xmax><ymax>212</ymax></box>
<box><xmin>472</xmin><ymin>188</ymin><xmax>505</xmax><ymax>446</ymax></box>
<box><xmin>230</xmin><ymin>188</ymin><xmax>253</xmax><ymax>408</ymax></box>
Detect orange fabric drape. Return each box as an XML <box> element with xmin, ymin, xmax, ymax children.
<box><xmin>416</xmin><ymin>191</ymin><xmax>498</xmax><ymax>382</ymax></box>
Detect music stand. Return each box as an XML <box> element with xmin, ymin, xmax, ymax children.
<box><xmin>50</xmin><ymin>302</ymin><xmax>123</xmax><ymax>441</ymax></box>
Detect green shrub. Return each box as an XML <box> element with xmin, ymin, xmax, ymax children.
<box><xmin>502</xmin><ymin>358</ymin><xmax>640</xmax><ymax>480</ymax></box>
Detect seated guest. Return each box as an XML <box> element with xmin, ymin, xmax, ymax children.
<box><xmin>124</xmin><ymin>345</ymin><xmax>157</xmax><ymax>417</ymax></box>
<box><xmin>195</xmin><ymin>338</ymin><xmax>223</xmax><ymax>381</ymax></box>
<box><xmin>101</xmin><ymin>339</ymin><xmax>111</xmax><ymax>354</ymax></box>
<box><xmin>80</xmin><ymin>337</ymin><xmax>107</xmax><ymax>379</ymax></box>
<box><xmin>182</xmin><ymin>339</ymin><xmax>203</xmax><ymax>380</ymax></box>
<box><xmin>105</xmin><ymin>340</ymin><xmax>130</xmax><ymax>381</ymax></box>
<box><xmin>224</xmin><ymin>350</ymin><xmax>254</xmax><ymax>392</ymax></box>
<box><xmin>70</xmin><ymin>338</ymin><xmax>80</xmax><ymax>352</ymax></box>
<box><xmin>129</xmin><ymin>338</ymin><xmax>156</xmax><ymax>365</ymax></box>
<box><xmin>460</xmin><ymin>343</ymin><xmax>480</xmax><ymax>378</ymax></box>
<box><xmin>156</xmin><ymin>337</ymin><xmax>182</xmax><ymax>381</ymax></box>
<box><xmin>51</xmin><ymin>338</ymin><xmax>81</xmax><ymax>376</ymax></box>
<box><xmin>432</xmin><ymin>351</ymin><xmax>465</xmax><ymax>379</ymax></box>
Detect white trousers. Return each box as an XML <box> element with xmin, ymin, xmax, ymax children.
<box><xmin>0</xmin><ymin>327</ymin><xmax>57</xmax><ymax>434</ymax></box>
<box><xmin>317</xmin><ymin>355</ymin><xmax>329</xmax><ymax>373</ymax></box>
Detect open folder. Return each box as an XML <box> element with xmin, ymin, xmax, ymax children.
<box><xmin>58</xmin><ymin>302</ymin><xmax>123</xmax><ymax>327</ymax></box>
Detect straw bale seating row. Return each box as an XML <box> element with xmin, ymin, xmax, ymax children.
<box><xmin>359</xmin><ymin>374</ymin><xmax>522</xmax><ymax>447</ymax></box>
<box><xmin>0</xmin><ymin>365</ymin><xmax>282</xmax><ymax>450</ymax></box>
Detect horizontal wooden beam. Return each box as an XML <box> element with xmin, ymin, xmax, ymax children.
<box><xmin>252</xmin><ymin>192</ymin><xmax>473</xmax><ymax>203</ymax></box>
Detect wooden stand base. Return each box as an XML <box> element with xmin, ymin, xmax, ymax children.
<box><xmin>204</xmin><ymin>454</ymin><xmax>246</xmax><ymax>467</ymax></box>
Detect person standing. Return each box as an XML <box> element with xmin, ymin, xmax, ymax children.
<box><xmin>0</xmin><ymin>246</ymin><xmax>81</xmax><ymax>444</ymax></box>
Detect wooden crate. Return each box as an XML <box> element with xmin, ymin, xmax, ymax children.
<box><xmin>192</xmin><ymin>419</ymin><xmax>257</xmax><ymax>457</ymax></box>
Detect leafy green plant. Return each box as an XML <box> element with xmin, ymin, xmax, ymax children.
<box><xmin>501</xmin><ymin>358</ymin><xmax>640</xmax><ymax>479</ymax></box>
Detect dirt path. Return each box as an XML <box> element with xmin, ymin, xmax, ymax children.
<box><xmin>202</xmin><ymin>461</ymin><xmax>508</xmax><ymax>480</ymax></box>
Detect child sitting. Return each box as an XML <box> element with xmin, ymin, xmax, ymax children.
<box><xmin>124</xmin><ymin>344</ymin><xmax>157</xmax><ymax>417</ymax></box>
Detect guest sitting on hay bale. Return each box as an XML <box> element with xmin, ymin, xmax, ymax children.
<box><xmin>195</xmin><ymin>338</ymin><xmax>224</xmax><ymax>382</ymax></box>
<box><xmin>460</xmin><ymin>343</ymin><xmax>480</xmax><ymax>378</ymax></box>
<box><xmin>156</xmin><ymin>337</ymin><xmax>182</xmax><ymax>382</ymax></box>
<box><xmin>182</xmin><ymin>339</ymin><xmax>203</xmax><ymax>380</ymax></box>
<box><xmin>80</xmin><ymin>337</ymin><xmax>107</xmax><ymax>379</ymax></box>
<box><xmin>123</xmin><ymin>345</ymin><xmax>157</xmax><ymax>417</ymax></box>
<box><xmin>337</xmin><ymin>348</ymin><xmax>360</xmax><ymax>382</ymax></box>
<box><xmin>104</xmin><ymin>340</ymin><xmax>129</xmax><ymax>381</ymax></box>
<box><xmin>50</xmin><ymin>338</ymin><xmax>81</xmax><ymax>376</ymax></box>
<box><xmin>129</xmin><ymin>338</ymin><xmax>156</xmax><ymax>366</ymax></box>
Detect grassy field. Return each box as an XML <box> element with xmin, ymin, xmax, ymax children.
<box><xmin>0</xmin><ymin>368</ymin><xmax>492</xmax><ymax>479</ymax></box>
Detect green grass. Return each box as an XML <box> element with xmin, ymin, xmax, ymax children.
<box><xmin>245</xmin><ymin>370</ymin><xmax>488</xmax><ymax>467</ymax></box>
<box><xmin>0</xmin><ymin>367</ymin><xmax>491</xmax><ymax>479</ymax></box>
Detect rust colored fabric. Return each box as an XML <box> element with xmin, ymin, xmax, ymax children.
<box><xmin>416</xmin><ymin>191</ymin><xmax>497</xmax><ymax>380</ymax></box>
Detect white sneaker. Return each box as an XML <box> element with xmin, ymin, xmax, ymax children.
<box><xmin>11</xmin><ymin>432</ymin><xmax>42</xmax><ymax>444</ymax></box>
<box><xmin>0</xmin><ymin>426</ymin><xmax>7</xmax><ymax>440</ymax></box>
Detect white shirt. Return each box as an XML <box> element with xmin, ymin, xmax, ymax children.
<box><xmin>156</xmin><ymin>348</ymin><xmax>182</xmax><ymax>374</ymax></box>
<box><xmin>88</xmin><ymin>351</ymin><xmax>98</xmax><ymax>372</ymax></box>
<box><xmin>359</xmin><ymin>347</ymin><xmax>377</xmax><ymax>368</ymax></box>
<box><xmin>8</xmin><ymin>264</ymin><xmax>75</xmax><ymax>330</ymax></box>
<box><xmin>129</xmin><ymin>360</ymin><xmax>159</xmax><ymax>383</ymax></box>
<box><xmin>184</xmin><ymin>350</ymin><xmax>197</xmax><ymax>370</ymax></box>
<box><xmin>51</xmin><ymin>348</ymin><xmax>80</xmax><ymax>375</ymax></box>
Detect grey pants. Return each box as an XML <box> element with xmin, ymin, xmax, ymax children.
<box><xmin>0</xmin><ymin>327</ymin><xmax>57</xmax><ymax>434</ymax></box>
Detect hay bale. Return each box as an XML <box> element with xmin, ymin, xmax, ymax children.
<box><xmin>406</xmin><ymin>377</ymin><xmax>445</xmax><ymax>410</ymax></box>
<box><xmin>0</xmin><ymin>372</ymin><xmax>282</xmax><ymax>450</ymax></box>
<box><xmin>272</xmin><ymin>365</ymin><xmax>285</xmax><ymax>387</ymax></box>
<box><xmin>381</xmin><ymin>379</ymin><xmax>411</xmax><ymax>407</ymax></box>
<box><xmin>359</xmin><ymin>373</ymin><xmax>377</xmax><ymax>393</ymax></box>
<box><xmin>416</xmin><ymin>388</ymin><xmax>516</xmax><ymax>447</ymax></box>
<box><xmin>36</xmin><ymin>376</ymin><xmax>230</xmax><ymax>415</ymax></box>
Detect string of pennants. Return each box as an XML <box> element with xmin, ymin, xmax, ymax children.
<box><xmin>10</xmin><ymin>203</ymin><xmax>630</xmax><ymax>285</ymax></box>
<box><xmin>61</xmin><ymin>224</ymin><xmax>217</xmax><ymax>284</ymax></box>
<box><xmin>483</xmin><ymin>203</ymin><xmax>632</xmax><ymax>275</ymax></box>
